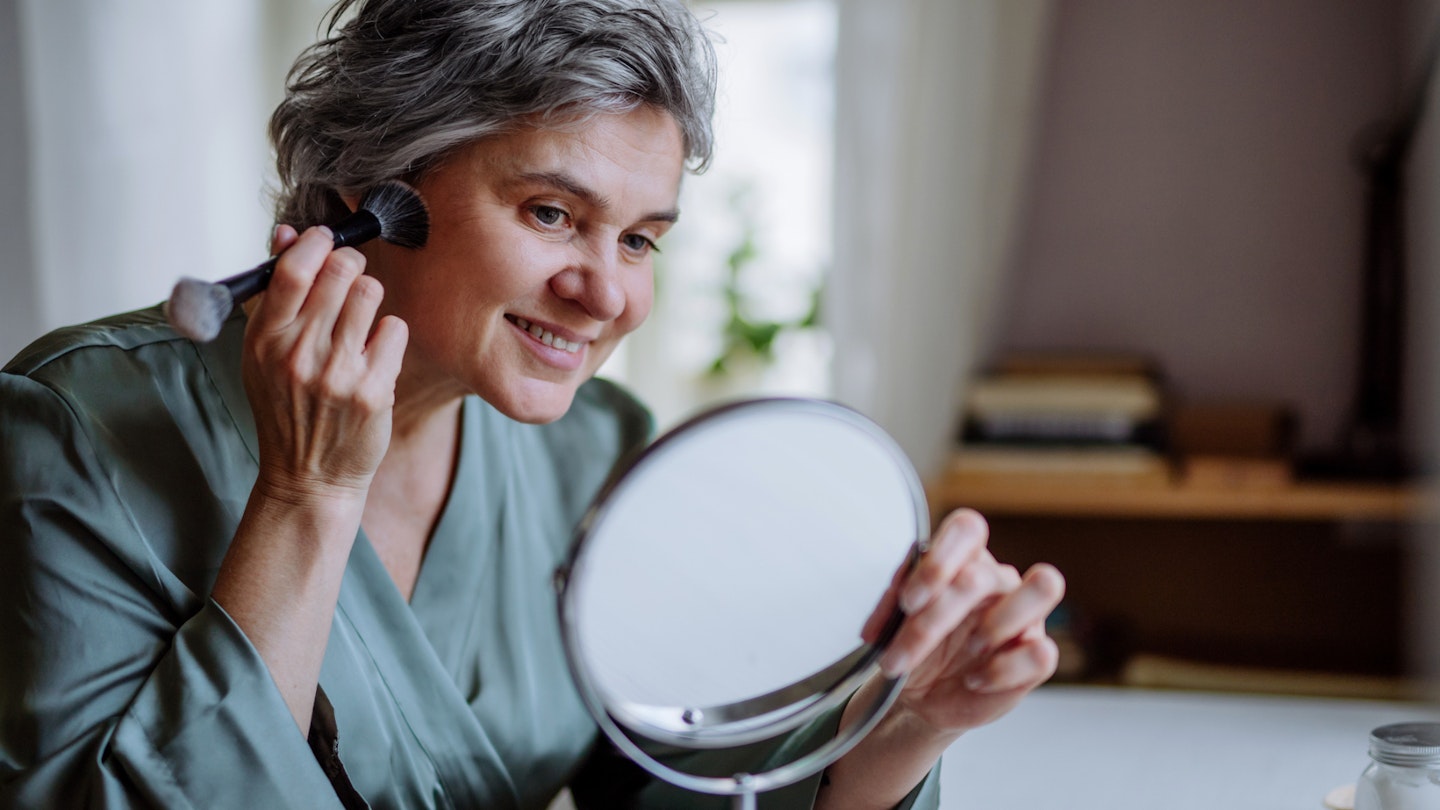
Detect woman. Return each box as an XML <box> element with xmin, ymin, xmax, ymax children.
<box><xmin>0</xmin><ymin>1</ymin><xmax>1064</xmax><ymax>808</ymax></box>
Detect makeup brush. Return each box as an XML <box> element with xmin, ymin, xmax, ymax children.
<box><xmin>164</xmin><ymin>180</ymin><xmax>430</xmax><ymax>342</ymax></box>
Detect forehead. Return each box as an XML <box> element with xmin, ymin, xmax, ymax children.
<box><xmin>433</xmin><ymin>108</ymin><xmax>687</xmax><ymax>215</ymax></box>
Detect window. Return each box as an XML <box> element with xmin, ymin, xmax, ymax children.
<box><xmin>603</xmin><ymin>0</ymin><xmax>838</xmax><ymax>428</ymax></box>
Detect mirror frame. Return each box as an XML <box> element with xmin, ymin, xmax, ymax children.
<box><xmin>555</xmin><ymin>398</ymin><xmax>929</xmax><ymax>800</ymax></box>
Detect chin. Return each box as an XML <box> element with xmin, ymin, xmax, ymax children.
<box><xmin>485</xmin><ymin>383</ymin><xmax>580</xmax><ymax>425</ymax></box>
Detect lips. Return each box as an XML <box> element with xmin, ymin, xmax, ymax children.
<box><xmin>505</xmin><ymin>315</ymin><xmax>586</xmax><ymax>354</ymax></box>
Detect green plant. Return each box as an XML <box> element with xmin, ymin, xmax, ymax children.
<box><xmin>706</xmin><ymin>209</ymin><xmax>822</xmax><ymax>377</ymax></box>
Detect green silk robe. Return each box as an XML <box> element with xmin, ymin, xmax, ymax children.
<box><xmin>0</xmin><ymin>306</ymin><xmax>939</xmax><ymax>809</ymax></box>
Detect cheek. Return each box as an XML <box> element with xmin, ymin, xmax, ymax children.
<box><xmin>618</xmin><ymin>272</ymin><xmax>655</xmax><ymax>334</ymax></box>
<box><xmin>407</xmin><ymin>240</ymin><xmax>542</xmax><ymax>313</ymax></box>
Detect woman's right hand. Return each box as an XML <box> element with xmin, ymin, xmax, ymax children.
<box><xmin>215</xmin><ymin>224</ymin><xmax>408</xmax><ymax>732</ymax></box>
<box><xmin>241</xmin><ymin>224</ymin><xmax>409</xmax><ymax>505</ymax></box>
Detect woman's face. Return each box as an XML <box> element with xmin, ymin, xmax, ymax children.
<box><xmin>363</xmin><ymin>106</ymin><xmax>686</xmax><ymax>423</ymax></box>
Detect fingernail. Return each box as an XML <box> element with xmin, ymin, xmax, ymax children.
<box><xmin>966</xmin><ymin>633</ymin><xmax>991</xmax><ymax>658</ymax></box>
<box><xmin>318</xmin><ymin>225</ymin><xmax>335</xmax><ymax>240</ymax></box>
<box><xmin>899</xmin><ymin>585</ymin><xmax>930</xmax><ymax>615</ymax></box>
<box><xmin>880</xmin><ymin>650</ymin><xmax>909</xmax><ymax>677</ymax></box>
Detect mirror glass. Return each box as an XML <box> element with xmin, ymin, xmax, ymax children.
<box><xmin>559</xmin><ymin>398</ymin><xmax>927</xmax><ymax>797</ymax></box>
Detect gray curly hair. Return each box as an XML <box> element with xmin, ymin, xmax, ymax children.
<box><xmin>269</xmin><ymin>0</ymin><xmax>717</xmax><ymax>228</ymax></box>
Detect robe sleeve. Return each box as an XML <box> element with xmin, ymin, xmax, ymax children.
<box><xmin>0</xmin><ymin>372</ymin><xmax>345</xmax><ymax>809</ymax></box>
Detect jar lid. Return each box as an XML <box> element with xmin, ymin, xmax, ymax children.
<box><xmin>1369</xmin><ymin>722</ymin><xmax>1440</xmax><ymax>768</ymax></box>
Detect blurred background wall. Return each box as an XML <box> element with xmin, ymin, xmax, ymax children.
<box><xmin>0</xmin><ymin>0</ymin><xmax>330</xmax><ymax>360</ymax></box>
<box><xmin>998</xmin><ymin>1</ymin><xmax>1400</xmax><ymax>455</ymax></box>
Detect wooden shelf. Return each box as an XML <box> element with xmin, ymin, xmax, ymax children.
<box><xmin>927</xmin><ymin>473</ymin><xmax>1431</xmax><ymax>522</ymax></box>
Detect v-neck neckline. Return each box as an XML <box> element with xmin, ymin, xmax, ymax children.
<box><xmin>405</xmin><ymin>395</ymin><xmax>474</xmax><ymax>608</ymax></box>
<box><xmin>401</xmin><ymin>396</ymin><xmax>513</xmax><ymax>651</ymax></box>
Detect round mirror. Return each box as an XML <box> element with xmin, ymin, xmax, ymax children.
<box><xmin>557</xmin><ymin>398</ymin><xmax>928</xmax><ymax>807</ymax></box>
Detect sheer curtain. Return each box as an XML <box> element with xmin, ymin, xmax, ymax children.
<box><xmin>3</xmin><ymin>0</ymin><xmax>331</xmax><ymax>361</ymax></box>
<box><xmin>829</xmin><ymin>0</ymin><xmax>1055</xmax><ymax>476</ymax></box>
<box><xmin>0</xmin><ymin>0</ymin><xmax>37</xmax><ymax>360</ymax></box>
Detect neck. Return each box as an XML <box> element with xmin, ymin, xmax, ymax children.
<box><xmin>365</xmin><ymin>368</ymin><xmax>465</xmax><ymax>603</ymax></box>
<box><xmin>389</xmin><ymin>357</ymin><xmax>467</xmax><ymax>448</ymax></box>
<box><xmin>369</xmin><ymin>364</ymin><xmax>464</xmax><ymax>526</ymax></box>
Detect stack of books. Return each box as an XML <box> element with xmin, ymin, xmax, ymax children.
<box><xmin>950</xmin><ymin>353</ymin><xmax>1171</xmax><ymax>488</ymax></box>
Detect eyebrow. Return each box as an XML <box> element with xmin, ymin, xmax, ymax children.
<box><xmin>516</xmin><ymin>170</ymin><xmax>680</xmax><ymax>224</ymax></box>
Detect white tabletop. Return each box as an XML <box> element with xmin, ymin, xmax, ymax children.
<box><xmin>940</xmin><ymin>686</ymin><xmax>1440</xmax><ymax>810</ymax></box>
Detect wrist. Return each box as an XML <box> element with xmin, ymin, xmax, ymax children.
<box><xmin>881</xmin><ymin>699</ymin><xmax>964</xmax><ymax>751</ymax></box>
<box><xmin>252</xmin><ymin>465</ymin><xmax>372</xmax><ymax>511</ymax></box>
<box><xmin>818</xmin><ymin>685</ymin><xmax>956</xmax><ymax>810</ymax></box>
<box><xmin>243</xmin><ymin>474</ymin><xmax>368</xmax><ymax>553</ymax></box>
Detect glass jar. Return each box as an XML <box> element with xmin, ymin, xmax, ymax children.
<box><xmin>1355</xmin><ymin>722</ymin><xmax>1440</xmax><ymax>810</ymax></box>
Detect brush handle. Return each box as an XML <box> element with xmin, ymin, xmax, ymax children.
<box><xmin>218</xmin><ymin>210</ymin><xmax>384</xmax><ymax>305</ymax></box>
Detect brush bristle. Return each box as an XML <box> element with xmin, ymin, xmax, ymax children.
<box><xmin>360</xmin><ymin>180</ymin><xmax>430</xmax><ymax>250</ymax></box>
<box><xmin>164</xmin><ymin>278</ymin><xmax>233</xmax><ymax>342</ymax></box>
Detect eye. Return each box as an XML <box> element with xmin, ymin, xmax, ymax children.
<box><xmin>529</xmin><ymin>205</ymin><xmax>568</xmax><ymax>228</ymax></box>
<box><xmin>622</xmin><ymin>233</ymin><xmax>659</xmax><ymax>255</ymax></box>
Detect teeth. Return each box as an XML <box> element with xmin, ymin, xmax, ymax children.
<box><xmin>512</xmin><ymin>316</ymin><xmax>581</xmax><ymax>354</ymax></box>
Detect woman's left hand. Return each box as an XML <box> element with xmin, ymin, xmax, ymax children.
<box><xmin>861</xmin><ymin>508</ymin><xmax>1065</xmax><ymax>735</ymax></box>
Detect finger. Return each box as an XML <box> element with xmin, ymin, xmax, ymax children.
<box><xmin>295</xmin><ymin>247</ymin><xmax>367</xmax><ymax>342</ymax></box>
<box><xmin>354</xmin><ymin>316</ymin><xmax>408</xmax><ymax>416</ymax></box>
<box><xmin>270</xmin><ymin>224</ymin><xmax>300</xmax><ymax>256</ymax></box>
<box><xmin>251</xmin><ymin>226</ymin><xmax>337</xmax><ymax>329</ymax></box>
<box><xmin>880</xmin><ymin>556</ymin><xmax>1005</xmax><ymax>677</ymax></box>
<box><xmin>861</xmin><ymin>562</ymin><xmax>908</xmax><ymax>645</ymax></box>
<box><xmin>898</xmin><ymin>509</ymin><xmax>989</xmax><ymax>616</ymax></box>
<box><xmin>364</xmin><ymin>315</ymin><xmax>409</xmax><ymax>386</ymax></box>
<box><xmin>331</xmin><ymin>274</ymin><xmax>385</xmax><ymax>357</ymax></box>
<box><xmin>963</xmin><ymin>627</ymin><xmax>1059</xmax><ymax>694</ymax></box>
<box><xmin>965</xmin><ymin>563</ymin><xmax>1065</xmax><ymax>659</ymax></box>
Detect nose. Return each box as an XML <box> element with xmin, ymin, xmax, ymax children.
<box><xmin>549</xmin><ymin>240</ymin><xmax>627</xmax><ymax>322</ymax></box>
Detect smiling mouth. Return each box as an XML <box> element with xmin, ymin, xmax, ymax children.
<box><xmin>506</xmin><ymin>315</ymin><xmax>583</xmax><ymax>354</ymax></box>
